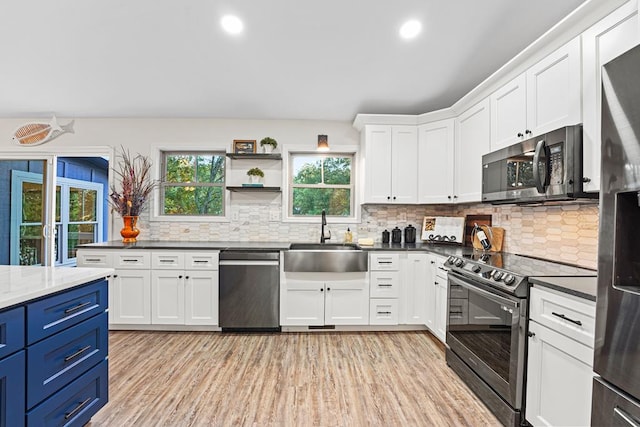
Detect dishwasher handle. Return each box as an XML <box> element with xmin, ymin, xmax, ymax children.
<box><xmin>219</xmin><ymin>251</ymin><xmax>280</xmax><ymax>261</ymax></box>
<box><xmin>219</xmin><ymin>260</ymin><xmax>279</xmax><ymax>266</ymax></box>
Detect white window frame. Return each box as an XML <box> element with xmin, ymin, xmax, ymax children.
<box><xmin>282</xmin><ymin>145</ymin><xmax>360</xmax><ymax>223</ymax></box>
<box><xmin>10</xmin><ymin>171</ymin><xmax>104</xmax><ymax>266</ymax></box>
<box><xmin>151</xmin><ymin>146</ymin><xmax>230</xmax><ymax>222</ymax></box>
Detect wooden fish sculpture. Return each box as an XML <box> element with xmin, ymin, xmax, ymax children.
<box><xmin>12</xmin><ymin>116</ymin><xmax>75</xmax><ymax>146</ymax></box>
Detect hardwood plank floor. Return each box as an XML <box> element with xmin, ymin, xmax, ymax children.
<box><xmin>88</xmin><ymin>330</ymin><xmax>500</xmax><ymax>426</ymax></box>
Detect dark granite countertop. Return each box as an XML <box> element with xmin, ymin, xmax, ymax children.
<box><xmin>362</xmin><ymin>242</ymin><xmax>476</xmax><ymax>258</ymax></box>
<box><xmin>78</xmin><ymin>241</ymin><xmax>291</xmax><ymax>251</ymax></box>
<box><xmin>79</xmin><ymin>240</ymin><xmax>476</xmax><ymax>256</ymax></box>
<box><xmin>529</xmin><ymin>276</ymin><xmax>597</xmax><ymax>301</ymax></box>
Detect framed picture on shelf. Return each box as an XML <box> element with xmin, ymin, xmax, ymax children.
<box><xmin>233</xmin><ymin>140</ymin><xmax>257</xmax><ymax>154</ymax></box>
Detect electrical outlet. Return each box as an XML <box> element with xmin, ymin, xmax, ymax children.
<box><xmin>269</xmin><ymin>211</ymin><xmax>280</xmax><ymax>222</ymax></box>
<box><xmin>231</xmin><ymin>211</ymin><xmax>239</xmax><ymax>221</ymax></box>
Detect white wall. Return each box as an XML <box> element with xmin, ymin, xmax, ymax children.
<box><xmin>0</xmin><ymin>117</ymin><xmax>359</xmax><ymax>241</ymax></box>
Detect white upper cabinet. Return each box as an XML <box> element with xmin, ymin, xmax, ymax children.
<box><xmin>362</xmin><ymin>125</ymin><xmax>418</xmax><ymax>204</ymax></box>
<box><xmin>490</xmin><ymin>73</ymin><xmax>528</xmax><ymax>150</ymax></box>
<box><xmin>418</xmin><ymin>119</ymin><xmax>455</xmax><ymax>203</ymax></box>
<box><xmin>526</xmin><ymin>36</ymin><xmax>582</xmax><ymax>136</ymax></box>
<box><xmin>582</xmin><ymin>0</ymin><xmax>639</xmax><ymax>192</ymax></box>
<box><xmin>490</xmin><ymin>37</ymin><xmax>582</xmax><ymax>151</ymax></box>
<box><xmin>455</xmin><ymin>98</ymin><xmax>491</xmax><ymax>203</ymax></box>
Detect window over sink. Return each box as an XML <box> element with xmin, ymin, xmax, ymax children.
<box><xmin>288</xmin><ymin>152</ymin><xmax>355</xmax><ymax>218</ymax></box>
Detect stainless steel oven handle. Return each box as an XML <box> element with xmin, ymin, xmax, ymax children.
<box><xmin>614</xmin><ymin>407</ymin><xmax>640</xmax><ymax>427</ymax></box>
<box><xmin>448</xmin><ymin>272</ymin><xmax>519</xmax><ymax>309</ymax></box>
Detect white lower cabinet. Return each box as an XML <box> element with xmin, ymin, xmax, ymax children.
<box><xmin>400</xmin><ymin>253</ymin><xmax>428</xmax><ymax>324</ymax></box>
<box><xmin>282</xmin><ymin>272</ymin><xmax>369</xmax><ymax>326</ymax></box>
<box><xmin>425</xmin><ymin>254</ymin><xmax>448</xmax><ymax>343</ymax></box>
<box><xmin>526</xmin><ymin>286</ymin><xmax>596</xmax><ymax>427</ymax></box>
<box><xmin>77</xmin><ymin>249</ymin><xmax>219</xmax><ymax>328</ymax></box>
<box><xmin>111</xmin><ymin>269</ymin><xmax>151</xmax><ymax>324</ymax></box>
<box><xmin>433</xmin><ymin>273</ymin><xmax>448</xmax><ymax>343</ymax></box>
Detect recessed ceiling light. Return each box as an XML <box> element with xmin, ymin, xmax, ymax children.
<box><xmin>399</xmin><ymin>20</ymin><xmax>422</xmax><ymax>40</ymax></box>
<box><xmin>221</xmin><ymin>15</ymin><xmax>243</xmax><ymax>35</ymax></box>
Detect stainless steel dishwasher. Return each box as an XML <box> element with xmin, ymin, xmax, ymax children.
<box><xmin>218</xmin><ymin>251</ymin><xmax>280</xmax><ymax>331</ymax></box>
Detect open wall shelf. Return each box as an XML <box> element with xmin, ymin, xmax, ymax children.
<box><xmin>226</xmin><ymin>186</ymin><xmax>281</xmax><ymax>192</ymax></box>
<box><xmin>226</xmin><ymin>153</ymin><xmax>282</xmax><ymax>160</ymax></box>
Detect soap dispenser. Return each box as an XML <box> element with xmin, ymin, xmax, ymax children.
<box><xmin>344</xmin><ymin>227</ymin><xmax>353</xmax><ymax>243</ymax></box>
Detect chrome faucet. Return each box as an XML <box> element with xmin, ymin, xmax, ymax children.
<box><xmin>321</xmin><ymin>210</ymin><xmax>331</xmax><ymax>243</ymax></box>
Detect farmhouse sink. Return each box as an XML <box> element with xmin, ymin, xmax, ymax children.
<box><xmin>284</xmin><ymin>243</ymin><xmax>368</xmax><ymax>272</ymax></box>
<box><xmin>288</xmin><ymin>243</ymin><xmax>361</xmax><ymax>250</ymax></box>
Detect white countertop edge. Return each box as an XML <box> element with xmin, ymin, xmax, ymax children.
<box><xmin>0</xmin><ymin>266</ymin><xmax>114</xmax><ymax>310</ymax></box>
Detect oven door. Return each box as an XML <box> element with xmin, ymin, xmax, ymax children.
<box><xmin>447</xmin><ymin>271</ymin><xmax>528</xmax><ymax>409</ymax></box>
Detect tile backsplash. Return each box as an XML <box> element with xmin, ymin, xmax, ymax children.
<box><xmin>141</xmin><ymin>201</ymin><xmax>599</xmax><ymax>270</ymax></box>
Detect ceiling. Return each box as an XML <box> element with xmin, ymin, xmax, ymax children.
<box><xmin>0</xmin><ymin>0</ymin><xmax>587</xmax><ymax>122</ymax></box>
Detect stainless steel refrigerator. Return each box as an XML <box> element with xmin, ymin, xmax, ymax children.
<box><xmin>592</xmin><ymin>42</ymin><xmax>640</xmax><ymax>425</ymax></box>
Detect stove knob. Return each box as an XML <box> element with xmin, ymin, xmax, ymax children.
<box><xmin>454</xmin><ymin>258</ymin><xmax>465</xmax><ymax>267</ymax></box>
<box><xmin>504</xmin><ymin>274</ymin><xmax>516</xmax><ymax>285</ymax></box>
<box><xmin>493</xmin><ymin>271</ymin><xmax>503</xmax><ymax>280</ymax></box>
<box><xmin>472</xmin><ymin>265</ymin><xmax>482</xmax><ymax>273</ymax></box>
<box><xmin>447</xmin><ymin>256</ymin><xmax>455</xmax><ymax>265</ymax></box>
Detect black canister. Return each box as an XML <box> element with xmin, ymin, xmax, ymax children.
<box><xmin>404</xmin><ymin>224</ymin><xmax>416</xmax><ymax>243</ymax></box>
<box><xmin>382</xmin><ymin>229</ymin><xmax>390</xmax><ymax>243</ymax></box>
<box><xmin>391</xmin><ymin>227</ymin><xmax>402</xmax><ymax>244</ymax></box>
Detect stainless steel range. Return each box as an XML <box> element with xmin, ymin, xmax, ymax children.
<box><xmin>444</xmin><ymin>252</ymin><xmax>595</xmax><ymax>427</ymax></box>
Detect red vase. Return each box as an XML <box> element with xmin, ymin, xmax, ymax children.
<box><xmin>120</xmin><ymin>216</ymin><xmax>140</xmax><ymax>243</ymax></box>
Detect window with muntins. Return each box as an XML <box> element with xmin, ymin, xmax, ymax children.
<box><xmin>160</xmin><ymin>151</ymin><xmax>225</xmax><ymax>216</ymax></box>
<box><xmin>289</xmin><ymin>153</ymin><xmax>354</xmax><ymax>217</ymax></box>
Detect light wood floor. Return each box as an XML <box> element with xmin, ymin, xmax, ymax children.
<box><xmin>88</xmin><ymin>330</ymin><xmax>500</xmax><ymax>426</ymax></box>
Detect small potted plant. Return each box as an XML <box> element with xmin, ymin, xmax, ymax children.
<box><xmin>247</xmin><ymin>167</ymin><xmax>264</xmax><ymax>184</ymax></box>
<box><xmin>260</xmin><ymin>137</ymin><xmax>278</xmax><ymax>154</ymax></box>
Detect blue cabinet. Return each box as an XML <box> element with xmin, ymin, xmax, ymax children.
<box><xmin>0</xmin><ymin>306</ymin><xmax>25</xmax><ymax>359</ymax></box>
<box><xmin>0</xmin><ymin>277</ymin><xmax>109</xmax><ymax>426</ymax></box>
<box><xmin>27</xmin><ymin>279</ymin><xmax>108</xmax><ymax>344</ymax></box>
<box><xmin>0</xmin><ymin>351</ymin><xmax>26</xmax><ymax>427</ymax></box>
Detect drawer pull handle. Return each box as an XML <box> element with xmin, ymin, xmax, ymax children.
<box><xmin>85</xmin><ymin>258</ymin><xmax>102</xmax><ymax>262</ymax></box>
<box><xmin>378</xmin><ymin>284</ymin><xmax>392</xmax><ymax>287</ymax></box>
<box><xmin>193</xmin><ymin>260</ymin><xmax>209</xmax><ymax>263</ymax></box>
<box><xmin>378</xmin><ymin>311</ymin><xmax>392</xmax><ymax>315</ymax></box>
<box><xmin>64</xmin><ymin>345</ymin><xmax>92</xmax><ymax>362</ymax></box>
<box><xmin>613</xmin><ymin>406</ymin><xmax>640</xmax><ymax>427</ymax></box>
<box><xmin>159</xmin><ymin>259</ymin><xmax>175</xmax><ymax>263</ymax></box>
<box><xmin>438</xmin><ymin>267</ymin><xmax>448</xmax><ymax>271</ymax></box>
<box><xmin>64</xmin><ymin>301</ymin><xmax>92</xmax><ymax>314</ymax></box>
<box><xmin>122</xmin><ymin>259</ymin><xmax>141</xmax><ymax>263</ymax></box>
<box><xmin>378</xmin><ymin>261</ymin><xmax>393</xmax><ymax>264</ymax></box>
<box><xmin>65</xmin><ymin>397</ymin><xmax>92</xmax><ymax>420</ymax></box>
<box><xmin>552</xmin><ymin>311</ymin><xmax>582</xmax><ymax>326</ymax></box>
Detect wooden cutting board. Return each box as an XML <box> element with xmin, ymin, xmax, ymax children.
<box><xmin>472</xmin><ymin>226</ymin><xmax>504</xmax><ymax>252</ymax></box>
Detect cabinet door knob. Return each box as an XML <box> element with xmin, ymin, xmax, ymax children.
<box><xmin>320</xmin><ymin>288</ymin><xmax>324</xmax><ymax>292</ymax></box>
<box><xmin>113</xmin><ymin>274</ymin><xmax>118</xmax><ymax>278</ymax></box>
<box><xmin>527</xmin><ymin>331</ymin><xmax>535</xmax><ymax>338</ymax></box>
<box><xmin>392</xmin><ymin>196</ymin><xmax>396</xmax><ymax>200</ymax></box>
<box><xmin>178</xmin><ymin>275</ymin><xmax>183</xmax><ymax>279</ymax></box>
<box><xmin>327</xmin><ymin>287</ymin><xmax>331</xmax><ymax>291</ymax></box>
<box><xmin>453</xmin><ymin>195</ymin><xmax>458</xmax><ymax>199</ymax></box>
<box><xmin>185</xmin><ymin>276</ymin><xmax>189</xmax><ymax>279</ymax></box>
<box><xmin>525</xmin><ymin>129</ymin><xmax>532</xmax><ymax>135</ymax></box>
<box><xmin>387</xmin><ymin>196</ymin><xmax>391</xmax><ymax>200</ymax></box>
<box><xmin>517</xmin><ymin>132</ymin><xmax>524</xmax><ymax>138</ymax></box>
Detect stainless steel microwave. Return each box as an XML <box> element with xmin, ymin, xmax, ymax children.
<box><xmin>481</xmin><ymin>125</ymin><xmax>598</xmax><ymax>204</ymax></box>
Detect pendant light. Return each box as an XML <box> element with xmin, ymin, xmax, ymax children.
<box><xmin>317</xmin><ymin>134</ymin><xmax>329</xmax><ymax>151</ymax></box>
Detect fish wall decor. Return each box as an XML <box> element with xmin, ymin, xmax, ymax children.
<box><xmin>12</xmin><ymin>116</ymin><xmax>75</xmax><ymax>146</ymax></box>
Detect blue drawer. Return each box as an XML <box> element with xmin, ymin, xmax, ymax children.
<box><xmin>27</xmin><ymin>279</ymin><xmax>107</xmax><ymax>344</ymax></box>
<box><xmin>27</xmin><ymin>359</ymin><xmax>108</xmax><ymax>427</ymax></box>
<box><xmin>0</xmin><ymin>350</ymin><xmax>26</xmax><ymax>427</ymax></box>
<box><xmin>27</xmin><ymin>312</ymin><xmax>108</xmax><ymax>409</ymax></box>
<box><xmin>0</xmin><ymin>306</ymin><xmax>25</xmax><ymax>359</ymax></box>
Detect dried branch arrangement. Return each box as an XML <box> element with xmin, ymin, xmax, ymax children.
<box><xmin>109</xmin><ymin>147</ymin><xmax>156</xmax><ymax>217</ymax></box>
